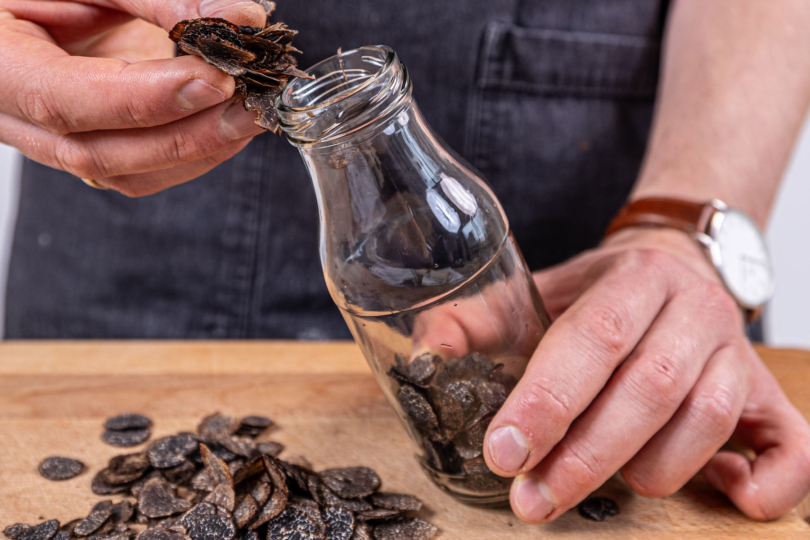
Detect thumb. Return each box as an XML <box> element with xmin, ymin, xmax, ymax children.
<box><xmin>112</xmin><ymin>0</ymin><xmax>267</xmax><ymax>31</ymax></box>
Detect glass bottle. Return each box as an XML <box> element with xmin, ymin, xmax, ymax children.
<box><xmin>276</xmin><ymin>46</ymin><xmax>551</xmax><ymax>505</ymax></box>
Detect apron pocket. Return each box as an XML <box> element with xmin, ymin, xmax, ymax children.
<box><xmin>464</xmin><ymin>22</ymin><xmax>661</xmax><ymax>268</ymax></box>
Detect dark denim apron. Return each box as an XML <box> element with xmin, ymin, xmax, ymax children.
<box><xmin>5</xmin><ymin>0</ymin><xmax>670</xmax><ymax>339</ymax></box>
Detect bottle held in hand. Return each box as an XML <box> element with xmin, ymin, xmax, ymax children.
<box><xmin>275</xmin><ymin>46</ymin><xmax>551</xmax><ymax>505</ymax></box>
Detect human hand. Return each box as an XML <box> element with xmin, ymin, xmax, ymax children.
<box><xmin>0</xmin><ymin>0</ymin><xmax>270</xmax><ymax>196</ymax></box>
<box><xmin>480</xmin><ymin>227</ymin><xmax>810</xmax><ymax>523</ymax></box>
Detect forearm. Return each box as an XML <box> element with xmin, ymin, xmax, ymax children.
<box><xmin>632</xmin><ymin>0</ymin><xmax>810</xmax><ymax>227</ymax></box>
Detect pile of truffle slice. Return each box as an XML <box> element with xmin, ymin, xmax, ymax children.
<box><xmin>4</xmin><ymin>413</ymin><xmax>438</xmax><ymax>540</ymax></box>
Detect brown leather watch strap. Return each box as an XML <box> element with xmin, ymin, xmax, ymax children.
<box><xmin>604</xmin><ymin>197</ymin><xmax>716</xmax><ymax>239</ymax></box>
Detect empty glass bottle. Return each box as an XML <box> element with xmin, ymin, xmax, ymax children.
<box><xmin>276</xmin><ymin>46</ymin><xmax>551</xmax><ymax>505</ymax></box>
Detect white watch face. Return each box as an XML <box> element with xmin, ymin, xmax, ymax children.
<box><xmin>711</xmin><ymin>209</ymin><xmax>775</xmax><ymax>309</ymax></box>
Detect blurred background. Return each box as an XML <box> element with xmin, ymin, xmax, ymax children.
<box><xmin>0</xmin><ymin>114</ymin><xmax>808</xmax><ymax>344</ymax></box>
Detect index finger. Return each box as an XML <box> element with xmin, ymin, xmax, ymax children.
<box><xmin>0</xmin><ymin>15</ymin><xmax>237</xmax><ymax>134</ymax></box>
<box><xmin>483</xmin><ymin>251</ymin><xmax>675</xmax><ymax>477</ymax></box>
<box><xmin>87</xmin><ymin>0</ymin><xmax>267</xmax><ymax>30</ymax></box>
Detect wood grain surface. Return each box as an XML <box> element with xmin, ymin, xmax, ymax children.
<box><xmin>1</xmin><ymin>342</ymin><xmax>809</xmax><ymax>539</ymax></box>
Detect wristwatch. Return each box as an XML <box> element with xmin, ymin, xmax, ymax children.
<box><xmin>605</xmin><ymin>197</ymin><xmax>776</xmax><ymax>322</ymax></box>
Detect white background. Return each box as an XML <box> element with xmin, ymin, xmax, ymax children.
<box><xmin>0</xmin><ymin>116</ymin><xmax>808</xmax><ymax>345</ymax></box>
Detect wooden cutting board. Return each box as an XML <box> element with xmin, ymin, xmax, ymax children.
<box><xmin>1</xmin><ymin>342</ymin><xmax>809</xmax><ymax>539</ymax></box>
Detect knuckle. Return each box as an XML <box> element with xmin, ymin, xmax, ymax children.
<box><xmin>688</xmin><ymin>386</ymin><xmax>739</xmax><ymax>436</ymax></box>
<box><xmin>164</xmin><ymin>126</ymin><xmax>201</xmax><ymax>164</ymax></box>
<box><xmin>576</xmin><ymin>302</ymin><xmax>633</xmax><ymax>362</ymax></box>
<box><xmin>20</xmin><ymin>78</ymin><xmax>71</xmax><ymax>134</ymax></box>
<box><xmin>54</xmin><ymin>137</ymin><xmax>103</xmax><ymax>179</ymax></box>
<box><xmin>616</xmin><ymin>248</ymin><xmax>675</xmax><ymax>277</ymax></box>
<box><xmin>624</xmin><ymin>353</ymin><xmax>686</xmax><ymax>413</ymax></box>
<box><xmin>512</xmin><ymin>377</ymin><xmax>574</xmax><ymax>431</ymax></box>
<box><xmin>560</xmin><ymin>441</ymin><xmax>606</xmax><ymax>489</ymax></box>
<box><xmin>702</xmin><ymin>281</ymin><xmax>739</xmax><ymax>319</ymax></box>
<box><xmin>120</xmin><ymin>91</ymin><xmax>157</xmax><ymax>129</ymax></box>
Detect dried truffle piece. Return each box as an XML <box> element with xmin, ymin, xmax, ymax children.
<box><xmin>136</xmin><ymin>531</ymin><xmax>190</xmax><ymax>540</ymax></box>
<box><xmin>203</xmin><ymin>483</ymin><xmax>236</xmax><ymax>512</ymax></box>
<box><xmin>18</xmin><ymin>521</ymin><xmax>59</xmax><ymax>540</ymax></box>
<box><xmin>200</xmin><ymin>444</ymin><xmax>233</xmax><ymax>487</ymax></box>
<box><xmin>406</xmin><ymin>354</ymin><xmax>438</xmax><ymax>384</ymax></box>
<box><xmin>130</xmin><ymin>470</ymin><xmax>165</xmax><ymax>497</ymax></box>
<box><xmin>263</xmin><ymin>455</ymin><xmax>291</xmax><ymax>496</ymax></box>
<box><xmin>103</xmin><ymin>429</ymin><xmax>151</xmax><ymax>448</ymax></box>
<box><xmin>216</xmin><ymin>435</ymin><xmax>258</xmax><ymax>459</ymax></box>
<box><xmin>321</xmin><ymin>489</ymin><xmax>373</xmax><ymax>513</ymax></box>
<box><xmin>397</xmin><ymin>387</ymin><xmax>438</xmax><ymax>433</ymax></box>
<box><xmin>323</xmin><ymin>508</ymin><xmax>354</xmax><ymax>540</ymax></box>
<box><xmin>58</xmin><ymin>520</ymin><xmax>80</xmax><ymax>536</ymax></box>
<box><xmin>240</xmin><ymin>415</ymin><xmax>273</xmax><ymax>429</ymax></box>
<box><xmin>228</xmin><ymin>458</ymin><xmax>246</xmax><ymax>477</ymax></box>
<box><xmin>444</xmin><ymin>380</ymin><xmax>478</xmax><ymax>416</ymax></box>
<box><xmin>105</xmin><ymin>414</ymin><xmax>153</xmax><ymax>431</ymax></box>
<box><xmin>138</xmin><ymin>478</ymin><xmax>192</xmax><ymax>518</ymax></box>
<box><xmin>236</xmin><ymin>415</ymin><xmax>274</xmax><ymax>438</ymax></box>
<box><xmin>50</xmin><ymin>533</ymin><xmax>69</xmax><ymax>540</ymax></box>
<box><xmin>97</xmin><ymin>466</ymin><xmax>146</xmax><ymax>486</ymax></box>
<box><xmin>191</xmin><ymin>470</ymin><xmax>216</xmax><ymax>492</ymax></box>
<box><xmin>279</xmin><ymin>461</ymin><xmax>310</xmax><ymax>494</ymax></box>
<box><xmin>162</xmin><ymin>460</ymin><xmax>197</xmax><ymax>485</ymax></box>
<box><xmin>246</xmin><ymin>479</ymin><xmax>272</xmax><ymax>506</ymax></box>
<box><xmin>320</xmin><ymin>467</ymin><xmax>380</xmax><ymax>499</ymax></box>
<box><xmin>372</xmin><ymin>519</ymin><xmax>437</xmax><ymax>540</ymax></box>
<box><xmin>355</xmin><ymin>510</ymin><xmax>402</xmax><ymax>523</ymax></box>
<box><xmin>109</xmin><ymin>453</ymin><xmax>151</xmax><ymax>476</ymax></box>
<box><xmin>349</xmin><ymin>523</ymin><xmax>372</xmax><ymax>540</ymax></box>
<box><xmin>249</xmin><ymin>487</ymin><xmax>288</xmax><ymax>529</ymax></box>
<box><xmin>74</xmin><ymin>502</ymin><xmax>113</xmax><ymax>537</ymax></box>
<box><xmin>92</xmin><ymin>471</ymin><xmax>132</xmax><ymax>495</ymax></box>
<box><xmin>3</xmin><ymin>525</ymin><xmax>31</xmax><ymax>540</ymax></box>
<box><xmin>168</xmin><ymin>8</ymin><xmax>311</xmax><ymax>136</ymax></box>
<box><xmin>38</xmin><ymin>457</ymin><xmax>85</xmax><ymax>481</ymax></box>
<box><xmin>367</xmin><ymin>493</ymin><xmax>421</xmax><ymax>513</ymax></box>
<box><xmin>148</xmin><ymin>436</ymin><xmax>199</xmax><ymax>469</ymax></box>
<box><xmin>233</xmin><ymin>494</ymin><xmax>259</xmax><ymax>528</ymax></box>
<box><xmin>458</xmin><ymin>353</ymin><xmax>495</xmax><ymax>377</ymax></box>
<box><xmin>187</xmin><ymin>515</ymin><xmax>235</xmax><ymax>540</ymax></box>
<box><xmin>256</xmin><ymin>441</ymin><xmax>284</xmax><ymax>457</ymax></box>
<box><xmin>109</xmin><ymin>501</ymin><xmax>135</xmax><ymax>524</ymax></box>
<box><xmin>193</xmin><ymin>443</ymin><xmax>236</xmax><ymax>464</ymax></box>
<box><xmin>198</xmin><ymin>413</ymin><xmax>240</xmax><ymax>440</ymax></box>
<box><xmin>177</xmin><ymin>503</ymin><xmax>217</xmax><ymax>529</ymax></box>
<box><xmin>474</xmin><ymin>380</ymin><xmax>508</xmax><ymax>415</ymax></box>
<box><xmin>266</xmin><ymin>503</ymin><xmax>323</xmax><ymax>539</ymax></box>
<box><xmin>578</xmin><ymin>497</ymin><xmax>619</xmax><ymax>522</ymax></box>
<box><xmin>428</xmin><ymin>386</ymin><xmax>465</xmax><ymax>440</ymax></box>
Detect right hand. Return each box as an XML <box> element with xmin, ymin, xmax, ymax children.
<box><xmin>0</xmin><ymin>0</ymin><xmax>270</xmax><ymax>196</ymax></box>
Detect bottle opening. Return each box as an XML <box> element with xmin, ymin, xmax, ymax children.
<box><xmin>275</xmin><ymin>45</ymin><xmax>412</xmax><ymax>147</ymax></box>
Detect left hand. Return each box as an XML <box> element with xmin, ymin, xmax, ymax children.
<box><xmin>483</xmin><ymin>227</ymin><xmax>810</xmax><ymax>523</ymax></box>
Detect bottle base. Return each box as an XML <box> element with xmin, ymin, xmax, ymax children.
<box><xmin>417</xmin><ymin>458</ymin><xmax>512</xmax><ymax>508</ymax></box>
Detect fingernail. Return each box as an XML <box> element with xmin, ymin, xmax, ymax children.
<box><xmin>489</xmin><ymin>425</ymin><xmax>529</xmax><ymax>473</ymax></box>
<box><xmin>219</xmin><ymin>102</ymin><xmax>263</xmax><ymax>141</ymax></box>
<box><xmin>176</xmin><ymin>80</ymin><xmax>226</xmax><ymax>111</ymax></box>
<box><xmin>514</xmin><ymin>475</ymin><xmax>555</xmax><ymax>522</ymax></box>
<box><xmin>199</xmin><ymin>0</ymin><xmax>259</xmax><ymax>17</ymax></box>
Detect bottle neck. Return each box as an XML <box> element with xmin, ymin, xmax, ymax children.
<box><xmin>275</xmin><ymin>46</ymin><xmax>413</xmax><ymax>149</ymax></box>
